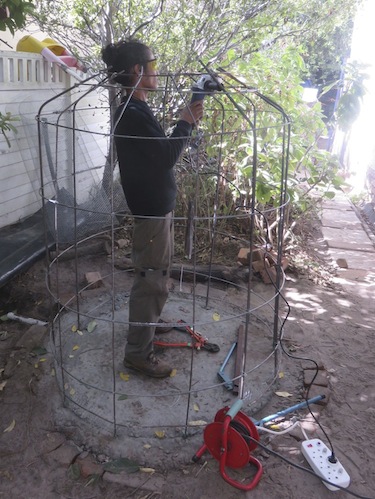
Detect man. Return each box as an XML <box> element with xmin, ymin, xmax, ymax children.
<box><xmin>102</xmin><ymin>39</ymin><xmax>203</xmax><ymax>378</ymax></box>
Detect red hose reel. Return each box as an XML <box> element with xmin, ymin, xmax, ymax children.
<box><xmin>193</xmin><ymin>400</ymin><xmax>263</xmax><ymax>491</ymax></box>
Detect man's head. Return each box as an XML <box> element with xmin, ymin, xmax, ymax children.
<box><xmin>102</xmin><ymin>39</ymin><xmax>157</xmax><ymax>91</ymax></box>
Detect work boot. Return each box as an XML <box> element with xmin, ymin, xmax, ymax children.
<box><xmin>155</xmin><ymin>318</ymin><xmax>174</xmax><ymax>334</ymax></box>
<box><xmin>123</xmin><ymin>353</ymin><xmax>173</xmax><ymax>378</ymax></box>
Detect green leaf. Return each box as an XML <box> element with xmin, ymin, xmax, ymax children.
<box><xmin>85</xmin><ymin>474</ymin><xmax>101</xmax><ymax>487</ymax></box>
<box><xmin>31</xmin><ymin>346</ymin><xmax>48</xmax><ymax>356</ymax></box>
<box><xmin>68</xmin><ymin>463</ymin><xmax>81</xmax><ymax>480</ymax></box>
<box><xmin>103</xmin><ymin>458</ymin><xmax>140</xmax><ymax>474</ymax></box>
<box><xmin>87</xmin><ymin>320</ymin><xmax>97</xmax><ymax>333</ymax></box>
<box><xmin>118</xmin><ymin>394</ymin><xmax>128</xmax><ymax>400</ymax></box>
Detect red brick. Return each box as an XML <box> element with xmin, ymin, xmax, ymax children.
<box><xmin>84</xmin><ymin>272</ymin><xmax>103</xmax><ymax>289</ymax></box>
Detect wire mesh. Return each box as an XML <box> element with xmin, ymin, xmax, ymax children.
<box><xmin>38</xmin><ymin>70</ymin><xmax>291</xmax><ymax>451</ymax></box>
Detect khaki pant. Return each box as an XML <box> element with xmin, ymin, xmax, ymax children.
<box><xmin>125</xmin><ymin>213</ymin><xmax>174</xmax><ymax>360</ymax></box>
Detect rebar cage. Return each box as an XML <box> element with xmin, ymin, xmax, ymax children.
<box><xmin>38</xmin><ymin>68</ymin><xmax>291</xmax><ymax>459</ymax></box>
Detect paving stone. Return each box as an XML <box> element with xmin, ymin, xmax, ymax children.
<box><xmin>322</xmin><ymin>210</ymin><xmax>362</xmax><ymax>230</ymax></box>
<box><xmin>322</xmin><ymin>226</ymin><xmax>374</xmax><ymax>252</ymax></box>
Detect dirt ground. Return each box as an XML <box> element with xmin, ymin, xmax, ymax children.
<box><xmin>0</xmin><ymin>222</ymin><xmax>374</xmax><ymax>499</ymax></box>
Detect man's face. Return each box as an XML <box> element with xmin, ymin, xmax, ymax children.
<box><xmin>141</xmin><ymin>51</ymin><xmax>158</xmax><ymax>91</ymax></box>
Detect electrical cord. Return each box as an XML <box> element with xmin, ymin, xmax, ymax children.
<box><xmin>244</xmin><ymin>205</ymin><xmax>361</xmax><ymax>476</ymax></box>
<box><xmin>234</xmin><ymin>426</ymin><xmax>374</xmax><ymax>499</ymax></box>
<box><xmin>248</xmin><ymin>205</ymin><xmax>337</xmax><ymax>458</ymax></box>
<box><xmin>225</xmin><ymin>417</ymin><xmax>374</xmax><ymax>498</ymax></box>
<box><xmin>263</xmin><ymin>248</ymin><xmax>336</xmax><ymax>457</ymax></box>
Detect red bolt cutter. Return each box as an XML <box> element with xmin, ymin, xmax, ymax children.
<box><xmin>154</xmin><ymin>319</ymin><xmax>220</xmax><ymax>353</ymax></box>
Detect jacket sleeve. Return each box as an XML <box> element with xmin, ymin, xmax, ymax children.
<box><xmin>115</xmin><ymin>104</ymin><xmax>193</xmax><ymax>170</ymax></box>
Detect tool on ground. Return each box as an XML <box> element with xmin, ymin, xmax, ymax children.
<box><xmin>217</xmin><ymin>342</ymin><xmax>236</xmax><ymax>390</ymax></box>
<box><xmin>253</xmin><ymin>395</ymin><xmax>326</xmax><ymax>426</ymax></box>
<box><xmin>190</xmin><ymin>74</ymin><xmax>224</xmax><ymax>103</ymax></box>
<box><xmin>192</xmin><ymin>399</ymin><xmax>263</xmax><ymax>491</ymax></box>
<box><xmin>233</xmin><ymin>324</ymin><xmax>245</xmax><ymax>395</ymax></box>
<box><xmin>154</xmin><ymin>319</ymin><xmax>220</xmax><ymax>353</ymax></box>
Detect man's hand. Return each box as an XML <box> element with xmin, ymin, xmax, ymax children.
<box><xmin>180</xmin><ymin>100</ymin><xmax>204</xmax><ymax>125</ymax></box>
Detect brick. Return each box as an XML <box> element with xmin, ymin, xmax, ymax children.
<box><xmin>237</xmin><ymin>248</ymin><xmax>250</xmax><ymax>265</ymax></box>
<box><xmin>336</xmin><ymin>258</ymin><xmax>348</xmax><ymax>269</ymax></box>
<box><xmin>303</xmin><ymin>368</ymin><xmax>329</xmax><ymax>387</ymax></box>
<box><xmin>301</xmin><ymin>360</ymin><xmax>325</xmax><ymax>371</ymax></box>
<box><xmin>117</xmin><ymin>238</ymin><xmax>129</xmax><ymax>249</ymax></box>
<box><xmin>251</xmin><ymin>248</ymin><xmax>264</xmax><ymax>262</ymax></box>
<box><xmin>76</xmin><ymin>454</ymin><xmax>104</xmax><ymax>478</ymax></box>
<box><xmin>252</xmin><ymin>260</ymin><xmax>267</xmax><ymax>272</ymax></box>
<box><xmin>260</xmin><ymin>265</ymin><xmax>277</xmax><ymax>285</ymax></box>
<box><xmin>84</xmin><ymin>272</ymin><xmax>103</xmax><ymax>289</ymax></box>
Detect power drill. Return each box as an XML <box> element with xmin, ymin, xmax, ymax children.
<box><xmin>191</xmin><ymin>74</ymin><xmax>224</xmax><ymax>103</ymax></box>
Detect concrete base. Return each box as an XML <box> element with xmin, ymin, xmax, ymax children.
<box><xmin>50</xmin><ymin>273</ymin><xmax>281</xmax><ymax>467</ymax></box>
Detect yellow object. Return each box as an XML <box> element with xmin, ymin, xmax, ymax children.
<box><xmin>16</xmin><ymin>35</ymin><xmax>66</xmax><ymax>56</ymax></box>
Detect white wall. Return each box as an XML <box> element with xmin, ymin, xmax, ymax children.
<box><xmin>0</xmin><ymin>50</ymin><xmax>110</xmax><ymax>229</ymax></box>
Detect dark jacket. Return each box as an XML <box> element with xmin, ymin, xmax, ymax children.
<box><xmin>114</xmin><ymin>97</ymin><xmax>192</xmax><ymax>216</ymax></box>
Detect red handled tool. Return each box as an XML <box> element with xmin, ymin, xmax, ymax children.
<box><xmin>154</xmin><ymin>319</ymin><xmax>220</xmax><ymax>353</ymax></box>
<box><xmin>193</xmin><ymin>400</ymin><xmax>263</xmax><ymax>491</ymax></box>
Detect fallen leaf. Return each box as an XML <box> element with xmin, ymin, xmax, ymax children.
<box><xmin>71</xmin><ymin>325</ymin><xmax>77</xmax><ymax>332</ymax></box>
<box><xmin>188</xmin><ymin>420</ymin><xmax>207</xmax><ymax>426</ymax></box>
<box><xmin>0</xmin><ymin>331</ymin><xmax>9</xmax><ymax>341</ymax></box>
<box><xmin>77</xmin><ymin>330</ymin><xmax>83</xmax><ymax>336</ymax></box>
<box><xmin>3</xmin><ymin>419</ymin><xmax>15</xmax><ymax>433</ymax></box>
<box><xmin>85</xmin><ymin>474</ymin><xmax>101</xmax><ymax>487</ymax></box>
<box><xmin>51</xmin><ymin>368</ymin><xmax>55</xmax><ymax>377</ymax></box>
<box><xmin>32</xmin><ymin>346</ymin><xmax>47</xmax><ymax>356</ymax></box>
<box><xmin>143</xmin><ymin>444</ymin><xmax>151</xmax><ymax>449</ymax></box>
<box><xmin>275</xmin><ymin>391</ymin><xmax>293</xmax><ymax>398</ymax></box>
<box><xmin>34</xmin><ymin>363</ymin><xmax>39</xmax><ymax>369</ymax></box>
<box><xmin>0</xmin><ymin>314</ymin><xmax>9</xmax><ymax>322</ymax></box>
<box><xmin>140</xmin><ymin>467</ymin><xmax>155</xmax><ymax>474</ymax></box>
<box><xmin>212</xmin><ymin>312</ymin><xmax>220</xmax><ymax>321</ymax></box>
<box><xmin>154</xmin><ymin>430</ymin><xmax>165</xmax><ymax>439</ymax></box>
<box><xmin>278</xmin><ymin>372</ymin><xmax>284</xmax><ymax>379</ymax></box>
<box><xmin>169</xmin><ymin>369</ymin><xmax>177</xmax><ymax>377</ymax></box>
<box><xmin>193</xmin><ymin>403</ymin><xmax>200</xmax><ymax>412</ymax></box>
<box><xmin>119</xmin><ymin>372</ymin><xmax>130</xmax><ymax>381</ymax></box>
<box><xmin>72</xmin><ymin>345</ymin><xmax>80</xmax><ymax>351</ymax></box>
<box><xmin>87</xmin><ymin>320</ymin><xmax>97</xmax><ymax>333</ymax></box>
<box><xmin>69</xmin><ymin>388</ymin><xmax>75</xmax><ymax>396</ymax></box>
<box><xmin>69</xmin><ymin>355</ymin><xmax>74</xmax><ymax>359</ymax></box>
<box><xmin>68</xmin><ymin>463</ymin><xmax>81</xmax><ymax>480</ymax></box>
<box><xmin>0</xmin><ymin>380</ymin><xmax>7</xmax><ymax>391</ymax></box>
<box><xmin>118</xmin><ymin>394</ymin><xmax>128</xmax><ymax>400</ymax></box>
<box><xmin>39</xmin><ymin>358</ymin><xmax>47</xmax><ymax>363</ymax></box>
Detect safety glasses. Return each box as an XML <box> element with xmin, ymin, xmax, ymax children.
<box><xmin>146</xmin><ymin>58</ymin><xmax>157</xmax><ymax>71</ymax></box>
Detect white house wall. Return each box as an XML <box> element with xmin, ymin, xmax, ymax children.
<box><xmin>0</xmin><ymin>50</ymin><xmax>110</xmax><ymax>229</ymax></box>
